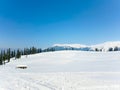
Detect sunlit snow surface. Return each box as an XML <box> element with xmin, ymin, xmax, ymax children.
<box><xmin>0</xmin><ymin>51</ymin><xmax>120</xmax><ymax>90</ymax></box>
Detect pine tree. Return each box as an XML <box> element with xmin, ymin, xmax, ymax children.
<box><xmin>95</xmin><ymin>48</ymin><xmax>99</xmax><ymax>51</ymax></box>
<box><xmin>30</xmin><ymin>48</ymin><xmax>32</xmax><ymax>54</ymax></box>
<box><xmin>108</xmin><ymin>48</ymin><xmax>113</xmax><ymax>51</ymax></box>
<box><xmin>3</xmin><ymin>50</ymin><xmax>6</xmax><ymax>65</ymax></box>
<box><xmin>13</xmin><ymin>50</ymin><xmax>16</xmax><ymax>58</ymax></box>
<box><xmin>21</xmin><ymin>50</ymin><xmax>24</xmax><ymax>55</ymax></box>
<box><xmin>24</xmin><ymin>48</ymin><xmax>26</xmax><ymax>55</ymax></box>
<box><xmin>31</xmin><ymin>47</ymin><xmax>37</xmax><ymax>54</ymax></box>
<box><xmin>114</xmin><ymin>46</ymin><xmax>118</xmax><ymax>51</ymax></box>
<box><xmin>38</xmin><ymin>48</ymin><xmax>42</xmax><ymax>53</ymax></box>
<box><xmin>16</xmin><ymin>49</ymin><xmax>21</xmax><ymax>59</ymax></box>
<box><xmin>0</xmin><ymin>51</ymin><xmax>3</xmax><ymax>65</ymax></box>
<box><xmin>11</xmin><ymin>51</ymin><xmax>14</xmax><ymax>58</ymax></box>
<box><xmin>7</xmin><ymin>48</ymin><xmax>11</xmax><ymax>62</ymax></box>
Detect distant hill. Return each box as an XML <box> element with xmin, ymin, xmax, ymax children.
<box><xmin>49</xmin><ymin>41</ymin><xmax>120</xmax><ymax>52</ymax></box>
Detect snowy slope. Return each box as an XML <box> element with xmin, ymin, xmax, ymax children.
<box><xmin>1</xmin><ymin>51</ymin><xmax>120</xmax><ymax>90</ymax></box>
<box><xmin>52</xmin><ymin>41</ymin><xmax>120</xmax><ymax>51</ymax></box>
<box><xmin>5</xmin><ymin>51</ymin><xmax>120</xmax><ymax>72</ymax></box>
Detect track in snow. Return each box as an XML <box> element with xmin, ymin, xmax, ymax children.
<box><xmin>1</xmin><ymin>72</ymin><xmax>120</xmax><ymax>90</ymax></box>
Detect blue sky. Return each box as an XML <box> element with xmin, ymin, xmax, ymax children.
<box><xmin>0</xmin><ymin>0</ymin><xmax>120</xmax><ymax>48</ymax></box>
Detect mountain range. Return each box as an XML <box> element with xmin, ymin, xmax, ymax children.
<box><xmin>49</xmin><ymin>41</ymin><xmax>120</xmax><ymax>52</ymax></box>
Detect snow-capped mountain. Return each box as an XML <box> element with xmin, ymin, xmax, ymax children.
<box><xmin>51</xmin><ymin>41</ymin><xmax>120</xmax><ymax>52</ymax></box>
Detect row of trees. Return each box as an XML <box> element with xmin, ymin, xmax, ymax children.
<box><xmin>108</xmin><ymin>47</ymin><xmax>119</xmax><ymax>51</ymax></box>
<box><xmin>0</xmin><ymin>48</ymin><xmax>12</xmax><ymax>65</ymax></box>
<box><xmin>0</xmin><ymin>47</ymin><xmax>55</xmax><ymax>65</ymax></box>
<box><xmin>94</xmin><ymin>46</ymin><xmax>119</xmax><ymax>52</ymax></box>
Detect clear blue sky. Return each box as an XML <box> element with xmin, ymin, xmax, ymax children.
<box><xmin>0</xmin><ymin>0</ymin><xmax>120</xmax><ymax>48</ymax></box>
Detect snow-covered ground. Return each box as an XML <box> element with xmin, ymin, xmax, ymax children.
<box><xmin>0</xmin><ymin>51</ymin><xmax>120</xmax><ymax>90</ymax></box>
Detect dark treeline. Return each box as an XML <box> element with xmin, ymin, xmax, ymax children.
<box><xmin>0</xmin><ymin>47</ymin><xmax>55</xmax><ymax>65</ymax></box>
<box><xmin>94</xmin><ymin>46</ymin><xmax>119</xmax><ymax>52</ymax></box>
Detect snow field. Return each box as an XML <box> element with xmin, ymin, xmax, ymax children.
<box><xmin>0</xmin><ymin>51</ymin><xmax>120</xmax><ymax>90</ymax></box>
